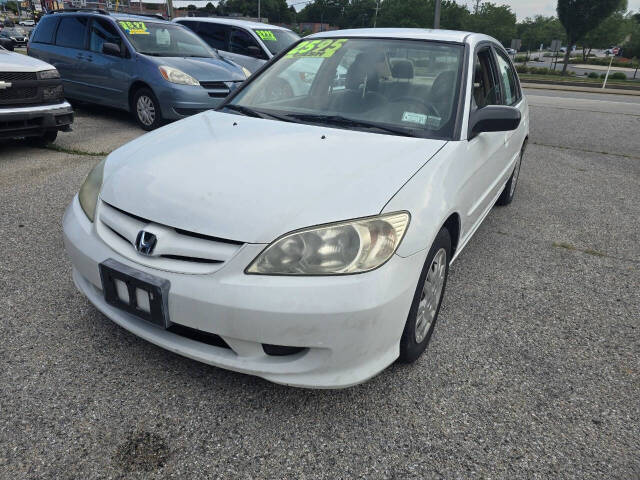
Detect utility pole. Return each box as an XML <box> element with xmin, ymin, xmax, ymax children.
<box><xmin>166</xmin><ymin>0</ymin><xmax>173</xmax><ymax>19</ymax></box>
<box><xmin>433</xmin><ymin>0</ymin><xmax>441</xmax><ymax>29</ymax></box>
<box><xmin>474</xmin><ymin>0</ymin><xmax>481</xmax><ymax>14</ymax></box>
<box><xmin>373</xmin><ymin>0</ymin><xmax>379</xmax><ymax>28</ymax></box>
<box><xmin>258</xmin><ymin>0</ymin><xmax>260</xmax><ymax>21</ymax></box>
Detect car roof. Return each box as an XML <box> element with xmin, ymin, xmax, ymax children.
<box><xmin>307</xmin><ymin>28</ymin><xmax>497</xmax><ymax>46</ymax></box>
<box><xmin>48</xmin><ymin>11</ymin><xmax>173</xmax><ymax>25</ymax></box>
<box><xmin>175</xmin><ymin>16</ymin><xmax>291</xmax><ymax>31</ymax></box>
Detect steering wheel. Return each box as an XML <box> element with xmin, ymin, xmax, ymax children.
<box><xmin>390</xmin><ymin>96</ymin><xmax>441</xmax><ymax>118</ymax></box>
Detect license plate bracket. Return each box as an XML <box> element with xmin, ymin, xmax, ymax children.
<box><xmin>99</xmin><ymin>258</ymin><xmax>170</xmax><ymax>328</ymax></box>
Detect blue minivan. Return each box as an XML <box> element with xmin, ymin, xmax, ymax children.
<box><xmin>28</xmin><ymin>10</ymin><xmax>248</xmax><ymax>130</ymax></box>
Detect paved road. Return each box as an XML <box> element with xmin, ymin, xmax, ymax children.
<box><xmin>1</xmin><ymin>91</ymin><xmax>639</xmax><ymax>479</ymax></box>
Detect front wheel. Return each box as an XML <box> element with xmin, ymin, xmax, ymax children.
<box><xmin>132</xmin><ymin>88</ymin><xmax>163</xmax><ymax>131</ymax></box>
<box><xmin>27</xmin><ymin>130</ymin><xmax>57</xmax><ymax>147</ymax></box>
<box><xmin>399</xmin><ymin>227</ymin><xmax>451</xmax><ymax>363</ymax></box>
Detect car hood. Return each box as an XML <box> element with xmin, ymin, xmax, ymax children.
<box><xmin>100</xmin><ymin>111</ymin><xmax>446</xmax><ymax>243</ymax></box>
<box><xmin>142</xmin><ymin>54</ymin><xmax>246</xmax><ymax>82</ymax></box>
<box><xmin>0</xmin><ymin>49</ymin><xmax>53</xmax><ymax>72</ymax></box>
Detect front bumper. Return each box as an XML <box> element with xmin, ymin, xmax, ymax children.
<box><xmin>154</xmin><ymin>82</ymin><xmax>240</xmax><ymax>120</ymax></box>
<box><xmin>0</xmin><ymin>101</ymin><xmax>73</xmax><ymax>139</ymax></box>
<box><xmin>63</xmin><ymin>196</ymin><xmax>423</xmax><ymax>388</ymax></box>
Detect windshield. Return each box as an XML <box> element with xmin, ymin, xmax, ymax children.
<box><xmin>253</xmin><ymin>28</ymin><xmax>300</xmax><ymax>55</ymax></box>
<box><xmin>228</xmin><ymin>38</ymin><xmax>463</xmax><ymax>139</ymax></box>
<box><xmin>4</xmin><ymin>28</ymin><xmax>26</xmax><ymax>36</ymax></box>
<box><xmin>118</xmin><ymin>21</ymin><xmax>215</xmax><ymax>57</ymax></box>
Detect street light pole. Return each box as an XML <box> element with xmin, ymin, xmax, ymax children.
<box><xmin>258</xmin><ymin>0</ymin><xmax>260</xmax><ymax>21</ymax></box>
<box><xmin>434</xmin><ymin>0</ymin><xmax>441</xmax><ymax>29</ymax></box>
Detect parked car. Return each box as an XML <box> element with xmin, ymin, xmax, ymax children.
<box><xmin>63</xmin><ymin>29</ymin><xmax>529</xmax><ymax>388</ymax></box>
<box><xmin>19</xmin><ymin>19</ymin><xmax>36</xmax><ymax>27</ymax></box>
<box><xmin>28</xmin><ymin>10</ymin><xmax>249</xmax><ymax>130</ymax></box>
<box><xmin>174</xmin><ymin>17</ymin><xmax>299</xmax><ymax>73</ymax></box>
<box><xmin>506</xmin><ymin>47</ymin><xmax>516</xmax><ymax>54</ymax></box>
<box><xmin>1</xmin><ymin>27</ymin><xmax>29</xmax><ymax>47</ymax></box>
<box><xmin>0</xmin><ymin>45</ymin><xmax>73</xmax><ymax>144</ymax></box>
<box><xmin>0</xmin><ymin>36</ymin><xmax>13</xmax><ymax>50</ymax></box>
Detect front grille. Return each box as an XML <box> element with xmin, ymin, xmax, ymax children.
<box><xmin>200</xmin><ymin>81</ymin><xmax>231</xmax><ymax>98</ymax></box>
<box><xmin>0</xmin><ymin>86</ymin><xmax>37</xmax><ymax>101</ymax></box>
<box><xmin>96</xmin><ymin>201</ymin><xmax>244</xmax><ymax>275</ymax></box>
<box><xmin>0</xmin><ymin>72</ymin><xmax>37</xmax><ymax>81</ymax></box>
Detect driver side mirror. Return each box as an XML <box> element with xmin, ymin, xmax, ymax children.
<box><xmin>469</xmin><ymin>105</ymin><xmax>521</xmax><ymax>137</ymax></box>
<box><xmin>247</xmin><ymin>45</ymin><xmax>265</xmax><ymax>59</ymax></box>
<box><xmin>102</xmin><ymin>42</ymin><xmax>121</xmax><ymax>57</ymax></box>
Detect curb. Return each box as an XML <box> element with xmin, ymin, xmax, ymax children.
<box><xmin>521</xmin><ymin>82</ymin><xmax>640</xmax><ymax>96</ymax></box>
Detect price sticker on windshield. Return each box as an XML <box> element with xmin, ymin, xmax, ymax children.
<box><xmin>255</xmin><ymin>29</ymin><xmax>277</xmax><ymax>41</ymax></box>
<box><xmin>286</xmin><ymin>39</ymin><xmax>347</xmax><ymax>58</ymax></box>
<box><xmin>119</xmin><ymin>21</ymin><xmax>150</xmax><ymax>35</ymax></box>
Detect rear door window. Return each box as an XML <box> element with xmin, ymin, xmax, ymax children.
<box><xmin>495</xmin><ymin>50</ymin><xmax>520</xmax><ymax>105</ymax></box>
<box><xmin>31</xmin><ymin>16</ymin><xmax>58</xmax><ymax>44</ymax></box>
<box><xmin>55</xmin><ymin>16</ymin><xmax>88</xmax><ymax>49</ymax></box>
<box><xmin>197</xmin><ymin>22</ymin><xmax>230</xmax><ymax>50</ymax></box>
<box><xmin>230</xmin><ymin>28</ymin><xmax>264</xmax><ymax>58</ymax></box>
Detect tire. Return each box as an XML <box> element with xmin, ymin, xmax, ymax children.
<box><xmin>496</xmin><ymin>146</ymin><xmax>524</xmax><ymax>206</ymax></box>
<box><xmin>399</xmin><ymin>227</ymin><xmax>451</xmax><ymax>363</ymax></box>
<box><xmin>132</xmin><ymin>88</ymin><xmax>163</xmax><ymax>131</ymax></box>
<box><xmin>27</xmin><ymin>130</ymin><xmax>57</xmax><ymax>147</ymax></box>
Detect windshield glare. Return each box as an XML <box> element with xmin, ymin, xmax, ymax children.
<box><xmin>253</xmin><ymin>28</ymin><xmax>300</xmax><ymax>55</ymax></box>
<box><xmin>118</xmin><ymin>21</ymin><xmax>214</xmax><ymax>57</ymax></box>
<box><xmin>230</xmin><ymin>38</ymin><xmax>463</xmax><ymax>139</ymax></box>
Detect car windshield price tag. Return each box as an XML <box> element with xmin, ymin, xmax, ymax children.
<box><xmin>255</xmin><ymin>30</ymin><xmax>277</xmax><ymax>41</ymax></box>
<box><xmin>286</xmin><ymin>39</ymin><xmax>348</xmax><ymax>58</ymax></box>
<box><xmin>119</xmin><ymin>21</ymin><xmax>150</xmax><ymax>35</ymax></box>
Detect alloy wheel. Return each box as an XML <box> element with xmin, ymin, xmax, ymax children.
<box><xmin>415</xmin><ymin>248</ymin><xmax>447</xmax><ymax>343</ymax></box>
<box><xmin>136</xmin><ymin>95</ymin><xmax>156</xmax><ymax>127</ymax></box>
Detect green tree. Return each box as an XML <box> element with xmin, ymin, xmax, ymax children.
<box><xmin>465</xmin><ymin>2</ymin><xmax>516</xmax><ymax>46</ymax></box>
<box><xmin>376</xmin><ymin>0</ymin><xmax>469</xmax><ymax>30</ymax></box>
<box><xmin>557</xmin><ymin>0</ymin><xmax>626</xmax><ymax>73</ymax></box>
<box><xmin>218</xmin><ymin>0</ymin><xmax>294</xmax><ymax>23</ymax></box>
<box><xmin>517</xmin><ymin>15</ymin><xmax>566</xmax><ymax>51</ymax></box>
<box><xmin>582</xmin><ymin>8</ymin><xmax>634</xmax><ymax>60</ymax></box>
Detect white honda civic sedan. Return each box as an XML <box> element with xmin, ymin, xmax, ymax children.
<box><xmin>63</xmin><ymin>29</ymin><xmax>529</xmax><ymax>388</ymax></box>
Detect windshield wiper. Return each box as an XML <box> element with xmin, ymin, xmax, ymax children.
<box><xmin>137</xmin><ymin>51</ymin><xmax>164</xmax><ymax>56</ymax></box>
<box><xmin>221</xmin><ymin>104</ymin><xmax>265</xmax><ymax>118</ymax></box>
<box><xmin>222</xmin><ymin>105</ymin><xmax>296</xmax><ymax>123</ymax></box>
<box><xmin>285</xmin><ymin>114</ymin><xmax>419</xmax><ymax>137</ymax></box>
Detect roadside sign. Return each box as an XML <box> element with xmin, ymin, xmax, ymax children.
<box><xmin>510</xmin><ymin>39</ymin><xmax>521</xmax><ymax>51</ymax></box>
<box><xmin>550</xmin><ymin>39</ymin><xmax>561</xmax><ymax>52</ymax></box>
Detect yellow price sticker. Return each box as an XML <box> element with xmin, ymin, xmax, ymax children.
<box><xmin>118</xmin><ymin>21</ymin><xmax>150</xmax><ymax>35</ymax></box>
<box><xmin>255</xmin><ymin>30</ymin><xmax>277</xmax><ymax>42</ymax></box>
<box><xmin>285</xmin><ymin>38</ymin><xmax>347</xmax><ymax>58</ymax></box>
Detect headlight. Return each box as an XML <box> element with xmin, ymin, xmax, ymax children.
<box><xmin>158</xmin><ymin>66</ymin><xmax>200</xmax><ymax>86</ymax></box>
<box><xmin>246</xmin><ymin>212</ymin><xmax>410</xmax><ymax>275</ymax></box>
<box><xmin>241</xmin><ymin>66</ymin><xmax>251</xmax><ymax>78</ymax></box>
<box><xmin>37</xmin><ymin>69</ymin><xmax>60</xmax><ymax>80</ymax></box>
<box><xmin>78</xmin><ymin>158</ymin><xmax>106</xmax><ymax>222</ymax></box>
<box><xmin>42</xmin><ymin>84</ymin><xmax>63</xmax><ymax>100</ymax></box>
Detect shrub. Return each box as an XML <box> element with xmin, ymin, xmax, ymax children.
<box><xmin>588</xmin><ymin>72</ymin><xmax>599</xmax><ymax>78</ymax></box>
<box><xmin>610</xmin><ymin>72</ymin><xmax>627</xmax><ymax>80</ymax></box>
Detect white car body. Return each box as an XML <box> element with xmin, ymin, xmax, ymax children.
<box><xmin>63</xmin><ymin>29</ymin><xmax>529</xmax><ymax>388</ymax></box>
<box><xmin>19</xmin><ymin>19</ymin><xmax>35</xmax><ymax>27</ymax></box>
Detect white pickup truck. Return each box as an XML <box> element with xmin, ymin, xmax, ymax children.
<box><xmin>0</xmin><ymin>45</ymin><xmax>73</xmax><ymax>144</ymax></box>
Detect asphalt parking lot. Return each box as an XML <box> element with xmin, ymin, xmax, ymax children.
<box><xmin>1</xmin><ymin>89</ymin><xmax>639</xmax><ymax>479</ymax></box>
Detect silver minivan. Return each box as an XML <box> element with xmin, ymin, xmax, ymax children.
<box><xmin>174</xmin><ymin>17</ymin><xmax>299</xmax><ymax>73</ymax></box>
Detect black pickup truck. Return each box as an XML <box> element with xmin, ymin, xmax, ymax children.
<box><xmin>1</xmin><ymin>45</ymin><xmax>73</xmax><ymax>144</ymax></box>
